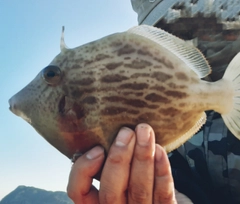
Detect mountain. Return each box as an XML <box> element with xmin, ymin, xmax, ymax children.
<box><xmin>0</xmin><ymin>186</ymin><xmax>73</xmax><ymax>204</ymax></box>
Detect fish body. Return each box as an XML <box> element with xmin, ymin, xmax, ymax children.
<box><xmin>9</xmin><ymin>25</ymin><xmax>240</xmax><ymax>159</ymax></box>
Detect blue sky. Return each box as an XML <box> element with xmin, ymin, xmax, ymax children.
<box><xmin>0</xmin><ymin>0</ymin><xmax>137</xmax><ymax>199</ymax></box>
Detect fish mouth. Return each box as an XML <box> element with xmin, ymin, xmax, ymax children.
<box><xmin>9</xmin><ymin>104</ymin><xmax>14</xmax><ymax>113</ymax></box>
<box><xmin>8</xmin><ymin>97</ymin><xmax>32</xmax><ymax>123</ymax></box>
<box><xmin>8</xmin><ymin>98</ymin><xmax>19</xmax><ymax>116</ymax></box>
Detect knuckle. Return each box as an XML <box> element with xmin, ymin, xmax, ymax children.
<box><xmin>154</xmin><ymin>191</ymin><xmax>174</xmax><ymax>204</ymax></box>
<box><xmin>135</xmin><ymin>150</ymin><xmax>154</xmax><ymax>161</ymax></box>
<box><xmin>129</xmin><ymin>184</ymin><xmax>149</xmax><ymax>203</ymax></box>
<box><xmin>108</xmin><ymin>152</ymin><xmax>125</xmax><ymax>164</ymax></box>
<box><xmin>153</xmin><ymin>180</ymin><xmax>175</xmax><ymax>203</ymax></box>
<box><xmin>100</xmin><ymin>190</ymin><xmax>118</xmax><ymax>204</ymax></box>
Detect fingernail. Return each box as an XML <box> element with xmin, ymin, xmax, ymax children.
<box><xmin>115</xmin><ymin>127</ymin><xmax>133</xmax><ymax>147</ymax></box>
<box><xmin>86</xmin><ymin>146</ymin><xmax>104</xmax><ymax>160</ymax></box>
<box><xmin>136</xmin><ymin>124</ymin><xmax>151</xmax><ymax>146</ymax></box>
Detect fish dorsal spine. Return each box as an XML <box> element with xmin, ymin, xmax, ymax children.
<box><xmin>60</xmin><ymin>26</ymin><xmax>68</xmax><ymax>52</ymax></box>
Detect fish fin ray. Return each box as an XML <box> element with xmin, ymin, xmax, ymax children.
<box><xmin>222</xmin><ymin>53</ymin><xmax>240</xmax><ymax>139</ymax></box>
<box><xmin>222</xmin><ymin>114</ymin><xmax>240</xmax><ymax>140</ymax></box>
<box><xmin>165</xmin><ymin>112</ymin><xmax>206</xmax><ymax>153</ymax></box>
<box><xmin>127</xmin><ymin>25</ymin><xmax>211</xmax><ymax>78</ymax></box>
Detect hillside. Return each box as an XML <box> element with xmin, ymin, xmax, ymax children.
<box><xmin>0</xmin><ymin>186</ymin><xmax>73</xmax><ymax>204</ymax></box>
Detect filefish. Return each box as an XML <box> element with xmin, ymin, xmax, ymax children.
<box><xmin>8</xmin><ymin>25</ymin><xmax>240</xmax><ymax>159</ymax></box>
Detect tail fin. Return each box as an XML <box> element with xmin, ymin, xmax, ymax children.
<box><xmin>222</xmin><ymin>52</ymin><xmax>240</xmax><ymax>139</ymax></box>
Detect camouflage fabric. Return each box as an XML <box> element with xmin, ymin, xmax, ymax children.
<box><xmin>174</xmin><ymin>111</ymin><xmax>240</xmax><ymax>203</ymax></box>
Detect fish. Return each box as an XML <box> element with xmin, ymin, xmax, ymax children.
<box><xmin>8</xmin><ymin>25</ymin><xmax>240</xmax><ymax>159</ymax></box>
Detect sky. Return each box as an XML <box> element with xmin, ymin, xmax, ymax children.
<box><xmin>0</xmin><ymin>0</ymin><xmax>137</xmax><ymax>200</ymax></box>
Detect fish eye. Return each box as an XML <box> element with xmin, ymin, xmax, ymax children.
<box><xmin>42</xmin><ymin>65</ymin><xmax>62</xmax><ymax>85</ymax></box>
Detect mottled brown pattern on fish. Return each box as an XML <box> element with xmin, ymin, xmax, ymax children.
<box><xmin>82</xmin><ymin>96</ymin><xmax>98</xmax><ymax>104</ymax></box>
<box><xmin>162</xmin><ymin>57</ymin><xmax>174</xmax><ymax>69</ymax></box>
<box><xmin>95</xmin><ymin>54</ymin><xmax>110</xmax><ymax>61</ymax></box>
<box><xmin>161</xmin><ymin>122</ymin><xmax>178</xmax><ymax>130</ymax></box>
<box><xmin>138</xmin><ymin>112</ymin><xmax>160</xmax><ymax>121</ymax></box>
<box><xmin>71</xmin><ymin>64</ymin><xmax>82</xmax><ymax>69</ymax></box>
<box><xmin>122</xmin><ymin>92</ymin><xmax>144</xmax><ymax>97</ymax></box>
<box><xmin>106</xmin><ymin>62</ymin><xmax>123</xmax><ymax>70</ymax></box>
<box><xmin>175</xmin><ymin>72</ymin><xmax>189</xmax><ymax>81</ymax></box>
<box><xmin>103</xmin><ymin>96</ymin><xmax>159</xmax><ymax>109</ymax></box>
<box><xmin>110</xmin><ymin>41</ymin><xmax>122</xmax><ymax>47</ymax></box>
<box><xmin>69</xmin><ymin>78</ymin><xmax>95</xmax><ymax>86</ymax></box>
<box><xmin>118</xmin><ymin>44</ymin><xmax>136</xmax><ymax>56</ymax></box>
<box><xmin>179</xmin><ymin>103</ymin><xmax>187</xmax><ymax>108</ymax></box>
<box><xmin>167</xmin><ymin>83</ymin><xmax>187</xmax><ymax>89</ymax></box>
<box><xmin>153</xmin><ymin>65</ymin><xmax>163</xmax><ymax>69</ymax></box>
<box><xmin>101</xmin><ymin>74</ymin><xmax>128</xmax><ymax>83</ymax></box>
<box><xmin>124</xmin><ymin>99</ymin><xmax>152</xmax><ymax>108</ymax></box>
<box><xmin>59</xmin><ymin>57</ymin><xmax>68</xmax><ymax>67</ymax></box>
<box><xmin>81</xmin><ymin>71</ymin><xmax>95</xmax><ymax>75</ymax></box>
<box><xmin>74</xmin><ymin>58</ymin><xmax>84</xmax><ymax>64</ymax></box>
<box><xmin>153</xmin><ymin>57</ymin><xmax>174</xmax><ymax>69</ymax></box>
<box><xmin>150</xmin><ymin>85</ymin><xmax>166</xmax><ymax>92</ymax></box>
<box><xmin>84</xmin><ymin>60</ymin><xmax>94</xmax><ymax>66</ymax></box>
<box><xmin>137</xmin><ymin>49</ymin><xmax>153</xmax><ymax>57</ymax></box>
<box><xmin>66</xmin><ymin>50</ymin><xmax>76</xmax><ymax>58</ymax></box>
<box><xmin>164</xmin><ymin>90</ymin><xmax>188</xmax><ymax>99</ymax></box>
<box><xmin>151</xmin><ymin>72</ymin><xmax>172</xmax><ymax>82</ymax></box>
<box><xmin>131</xmin><ymin>73</ymin><xmax>150</xmax><ymax>78</ymax></box>
<box><xmin>159</xmin><ymin>107</ymin><xmax>181</xmax><ymax>117</ymax></box>
<box><xmin>145</xmin><ymin>93</ymin><xmax>170</xmax><ymax>103</ymax></box>
<box><xmin>181</xmin><ymin>112</ymin><xmax>192</xmax><ymax>121</ymax></box>
<box><xmin>119</xmin><ymin>83</ymin><xmax>149</xmax><ymax>90</ymax></box>
<box><xmin>40</xmin><ymin>86</ymin><xmax>48</xmax><ymax>95</ymax></box>
<box><xmin>71</xmin><ymin>89</ymin><xmax>84</xmax><ymax>98</ymax></box>
<box><xmin>102</xmin><ymin>107</ymin><xmax>134</xmax><ymax>115</ymax></box>
<box><xmin>103</xmin><ymin>96</ymin><xmax>146</xmax><ymax>107</ymax></box>
<box><xmin>124</xmin><ymin>60</ymin><xmax>152</xmax><ymax>69</ymax></box>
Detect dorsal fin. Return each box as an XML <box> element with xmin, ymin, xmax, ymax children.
<box><xmin>127</xmin><ymin>25</ymin><xmax>211</xmax><ymax>78</ymax></box>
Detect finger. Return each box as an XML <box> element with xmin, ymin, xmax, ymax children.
<box><xmin>153</xmin><ymin>144</ymin><xmax>176</xmax><ymax>204</ymax></box>
<box><xmin>67</xmin><ymin>146</ymin><xmax>104</xmax><ymax>204</ymax></box>
<box><xmin>99</xmin><ymin>127</ymin><xmax>136</xmax><ymax>204</ymax></box>
<box><xmin>128</xmin><ymin>123</ymin><xmax>155</xmax><ymax>204</ymax></box>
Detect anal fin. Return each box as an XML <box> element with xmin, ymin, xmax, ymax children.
<box><xmin>165</xmin><ymin>112</ymin><xmax>206</xmax><ymax>153</ymax></box>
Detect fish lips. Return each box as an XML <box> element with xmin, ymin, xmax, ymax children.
<box><xmin>9</xmin><ymin>96</ymin><xmax>32</xmax><ymax>124</ymax></box>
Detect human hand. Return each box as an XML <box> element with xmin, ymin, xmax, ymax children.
<box><xmin>67</xmin><ymin>123</ymin><xmax>192</xmax><ymax>204</ymax></box>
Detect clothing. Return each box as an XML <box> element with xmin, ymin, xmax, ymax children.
<box><xmin>131</xmin><ymin>0</ymin><xmax>240</xmax><ymax>27</ymax></box>
<box><xmin>172</xmin><ymin>112</ymin><xmax>240</xmax><ymax>203</ymax></box>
